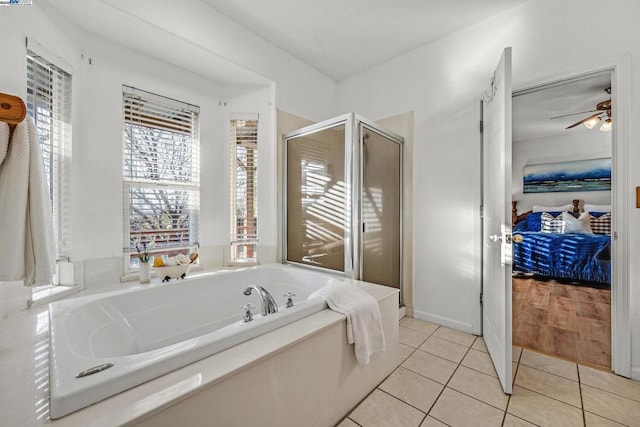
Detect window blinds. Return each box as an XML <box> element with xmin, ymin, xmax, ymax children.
<box><xmin>230</xmin><ymin>117</ymin><xmax>258</xmax><ymax>262</ymax></box>
<box><xmin>26</xmin><ymin>49</ymin><xmax>72</xmax><ymax>259</ymax></box>
<box><xmin>122</xmin><ymin>86</ymin><xmax>200</xmax><ymax>267</ymax></box>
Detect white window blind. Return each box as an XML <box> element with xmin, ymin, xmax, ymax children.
<box><xmin>122</xmin><ymin>86</ymin><xmax>200</xmax><ymax>269</ymax></box>
<box><xmin>230</xmin><ymin>117</ymin><xmax>258</xmax><ymax>262</ymax></box>
<box><xmin>26</xmin><ymin>48</ymin><xmax>72</xmax><ymax>259</ymax></box>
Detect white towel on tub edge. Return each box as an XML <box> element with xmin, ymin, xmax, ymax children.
<box><xmin>309</xmin><ymin>282</ymin><xmax>385</xmax><ymax>365</ymax></box>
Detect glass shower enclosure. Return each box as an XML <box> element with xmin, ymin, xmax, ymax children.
<box><xmin>283</xmin><ymin>113</ymin><xmax>403</xmax><ymax>300</ymax></box>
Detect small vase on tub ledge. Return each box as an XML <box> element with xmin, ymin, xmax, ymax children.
<box><xmin>139</xmin><ymin>261</ymin><xmax>151</xmax><ymax>284</ymax></box>
<box><xmin>136</xmin><ymin>240</ymin><xmax>152</xmax><ymax>284</ymax></box>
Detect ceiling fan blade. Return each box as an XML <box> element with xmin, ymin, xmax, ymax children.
<box><xmin>565</xmin><ymin>113</ymin><xmax>603</xmax><ymax>129</ymax></box>
<box><xmin>550</xmin><ymin>109</ymin><xmax>599</xmax><ymax>120</ymax></box>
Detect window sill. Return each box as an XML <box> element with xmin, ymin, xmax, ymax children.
<box><xmin>28</xmin><ymin>284</ymin><xmax>81</xmax><ymax>308</ymax></box>
<box><xmin>226</xmin><ymin>261</ymin><xmax>260</xmax><ymax>268</ymax></box>
<box><xmin>120</xmin><ymin>264</ymin><xmax>205</xmax><ymax>283</ymax></box>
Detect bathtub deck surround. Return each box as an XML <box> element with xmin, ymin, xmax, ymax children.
<box><xmin>48</xmin><ymin>264</ymin><xmax>335</xmax><ymax>418</ymax></box>
<box><xmin>2</xmin><ymin>263</ymin><xmax>398</xmax><ymax>425</ymax></box>
<box><xmin>309</xmin><ymin>281</ymin><xmax>385</xmax><ymax>365</ymax></box>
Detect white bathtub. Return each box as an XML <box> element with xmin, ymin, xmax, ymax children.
<box><xmin>48</xmin><ymin>264</ymin><xmax>335</xmax><ymax>419</ymax></box>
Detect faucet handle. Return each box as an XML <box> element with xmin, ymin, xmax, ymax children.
<box><xmin>241</xmin><ymin>303</ymin><xmax>255</xmax><ymax>322</ymax></box>
<box><xmin>283</xmin><ymin>292</ymin><xmax>296</xmax><ymax>308</ymax></box>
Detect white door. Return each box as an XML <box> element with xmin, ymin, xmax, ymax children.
<box><xmin>482</xmin><ymin>47</ymin><xmax>513</xmax><ymax>394</ymax></box>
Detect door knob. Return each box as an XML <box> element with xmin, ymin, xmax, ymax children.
<box><xmin>489</xmin><ymin>234</ymin><xmax>502</xmax><ymax>242</ymax></box>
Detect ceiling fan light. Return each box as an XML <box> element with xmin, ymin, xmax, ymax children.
<box><xmin>584</xmin><ymin>116</ymin><xmax>601</xmax><ymax>129</ymax></box>
<box><xmin>600</xmin><ymin>118</ymin><xmax>612</xmax><ymax>132</ymax></box>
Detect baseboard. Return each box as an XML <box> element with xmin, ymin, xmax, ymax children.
<box><xmin>630</xmin><ymin>366</ymin><xmax>640</xmax><ymax>381</ymax></box>
<box><xmin>413</xmin><ymin>309</ymin><xmax>474</xmax><ymax>335</ymax></box>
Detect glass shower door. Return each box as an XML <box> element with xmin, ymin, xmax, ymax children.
<box><xmin>286</xmin><ymin>124</ymin><xmax>346</xmax><ymax>273</ymax></box>
<box><xmin>361</xmin><ymin>125</ymin><xmax>401</xmax><ymax>288</ymax></box>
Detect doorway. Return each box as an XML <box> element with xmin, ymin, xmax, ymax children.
<box><xmin>511</xmin><ymin>71</ymin><xmax>613</xmax><ymax>370</ymax></box>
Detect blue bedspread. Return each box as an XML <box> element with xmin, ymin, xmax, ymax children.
<box><xmin>512</xmin><ymin>232</ymin><xmax>611</xmax><ymax>285</ymax></box>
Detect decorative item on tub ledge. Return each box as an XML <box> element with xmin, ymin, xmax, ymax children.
<box><xmin>135</xmin><ymin>239</ymin><xmax>152</xmax><ymax>284</ymax></box>
<box><xmin>154</xmin><ymin>252</ymin><xmax>198</xmax><ymax>282</ymax></box>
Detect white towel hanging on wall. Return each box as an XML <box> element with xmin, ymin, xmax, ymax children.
<box><xmin>0</xmin><ymin>118</ymin><xmax>55</xmax><ymax>286</ymax></box>
<box><xmin>0</xmin><ymin>122</ymin><xmax>9</xmax><ymax>165</ymax></box>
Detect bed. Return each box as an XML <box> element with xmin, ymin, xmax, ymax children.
<box><xmin>511</xmin><ymin>200</ymin><xmax>611</xmax><ymax>286</ymax></box>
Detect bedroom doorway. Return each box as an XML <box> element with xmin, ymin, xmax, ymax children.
<box><xmin>511</xmin><ymin>71</ymin><xmax>614</xmax><ymax>370</ymax></box>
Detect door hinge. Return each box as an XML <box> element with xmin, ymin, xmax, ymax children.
<box><xmin>480</xmin><ymin>292</ymin><xmax>483</xmax><ymax>306</ymax></box>
<box><xmin>480</xmin><ymin>205</ymin><xmax>484</xmax><ymax>219</ymax></box>
<box><xmin>479</xmin><ymin>120</ymin><xmax>484</xmax><ymax>133</ymax></box>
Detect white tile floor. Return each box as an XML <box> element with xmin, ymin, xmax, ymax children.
<box><xmin>339</xmin><ymin>318</ymin><xmax>640</xmax><ymax>427</ymax></box>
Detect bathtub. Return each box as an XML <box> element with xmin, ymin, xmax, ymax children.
<box><xmin>48</xmin><ymin>264</ymin><xmax>335</xmax><ymax>419</ymax></box>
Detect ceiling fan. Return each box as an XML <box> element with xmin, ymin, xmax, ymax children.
<box><xmin>551</xmin><ymin>87</ymin><xmax>612</xmax><ymax>131</ymax></box>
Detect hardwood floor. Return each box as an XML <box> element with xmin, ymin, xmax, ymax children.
<box><xmin>512</xmin><ymin>276</ymin><xmax>611</xmax><ymax>370</ymax></box>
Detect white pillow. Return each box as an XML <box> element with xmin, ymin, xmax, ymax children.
<box><xmin>532</xmin><ymin>204</ymin><xmax>573</xmax><ymax>213</ymax></box>
<box><xmin>562</xmin><ymin>212</ymin><xmax>593</xmax><ymax>234</ymax></box>
<box><xmin>584</xmin><ymin>204</ymin><xmax>611</xmax><ymax>213</ymax></box>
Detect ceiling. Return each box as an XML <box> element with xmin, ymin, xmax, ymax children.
<box><xmin>44</xmin><ymin>0</ymin><xmax>610</xmax><ymax>138</ymax></box>
<box><xmin>46</xmin><ymin>0</ymin><xmax>529</xmax><ymax>83</ymax></box>
<box><xmin>201</xmin><ymin>0</ymin><xmax>529</xmax><ymax>80</ymax></box>
<box><xmin>513</xmin><ymin>72</ymin><xmax>612</xmax><ymax>141</ymax></box>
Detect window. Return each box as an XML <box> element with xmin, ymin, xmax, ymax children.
<box><xmin>122</xmin><ymin>86</ymin><xmax>200</xmax><ymax>271</ymax></box>
<box><xmin>26</xmin><ymin>47</ymin><xmax>72</xmax><ymax>264</ymax></box>
<box><xmin>230</xmin><ymin>116</ymin><xmax>258</xmax><ymax>263</ymax></box>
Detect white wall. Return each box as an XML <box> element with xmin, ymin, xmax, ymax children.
<box><xmin>513</xmin><ymin>131</ymin><xmax>612</xmax><ymax>213</ymax></box>
<box><xmin>338</xmin><ymin>0</ymin><xmax>640</xmax><ymax>375</ymax></box>
<box><xmin>42</xmin><ymin>0</ymin><xmax>339</xmax><ymax>123</ymax></box>
<box><xmin>0</xmin><ymin>5</ymin><xmax>221</xmax><ymax>284</ymax></box>
<box><xmin>0</xmin><ymin>4</ymin><xmax>307</xmax><ymax>293</ymax></box>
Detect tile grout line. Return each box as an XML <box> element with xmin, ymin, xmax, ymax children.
<box><xmin>408</xmin><ymin>326</ymin><xmax>585</xmax><ymax>424</ymax></box>
<box><xmin>512</xmin><ymin>382</ymin><xmax>584</xmax><ymax>410</ymax></box>
<box><xmin>369</xmin><ymin>320</ymin><xmax>637</xmax><ymax>427</ymax></box>
<box><xmin>419</xmin><ymin>326</ymin><xmax>468</xmax><ymax>425</ymax></box>
<box><xmin>424</xmin><ymin>334</ymin><xmax>483</xmax><ymax>418</ymax></box>
<box><xmin>578</xmin><ymin>378</ymin><xmax>635</xmax><ymax>426</ymax></box>
<box><xmin>404</xmin><ymin>335</ymin><xmax>514</xmax><ymax>415</ymax></box>
<box><xmin>401</xmin><ymin>334</ymin><xmax>432</xmax><ymax>427</ymax></box>
<box><xmin>378</xmin><ymin>323</ymin><xmax>441</xmax><ymax>426</ymax></box>
<box><xmin>513</xmin><ymin>353</ymin><xmax>590</xmax><ymax>410</ymax></box>
<box><xmin>406</xmin><ymin>322</ymin><xmax>638</xmax><ymax>427</ymax></box>
<box><xmin>375</xmin><ymin>388</ymin><xmax>428</xmax><ymax>425</ymax></box>
<box><xmin>441</xmin><ymin>340</ymin><xmax>518</xmax><ymax>414</ymax></box>
<box><xmin>577</xmin><ymin>365</ymin><xmax>586</xmax><ymax>427</ymax></box>
<box><xmin>579</xmin><ymin>379</ymin><xmax>640</xmax><ymax>404</ymax></box>
<box><xmin>518</xmin><ymin>361</ymin><xmax>580</xmax><ymax>383</ymax></box>
<box><xmin>346</xmin><ymin>320</ymin><xmax>435</xmax><ymax>425</ymax></box>
<box><xmin>518</xmin><ymin>350</ymin><xmax>640</xmax><ymax>404</ymax></box>
<box><xmin>344</xmin><ymin>329</ymin><xmax>422</xmax><ymax>427</ymax></box>
<box><xmin>514</xmin><ymin>364</ymin><xmax>634</xmax><ymax>425</ymax></box>
<box><xmin>502</xmin><ymin>349</ymin><xmax>522</xmax><ymax>426</ymax></box>
<box><xmin>412</xmin><ymin>326</ymin><xmax>457</xmax><ymax>416</ymax></box>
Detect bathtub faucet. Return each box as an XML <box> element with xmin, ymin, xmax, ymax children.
<box><xmin>243</xmin><ymin>285</ymin><xmax>279</xmax><ymax>316</ymax></box>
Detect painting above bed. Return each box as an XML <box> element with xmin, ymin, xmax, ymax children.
<box><xmin>523</xmin><ymin>158</ymin><xmax>611</xmax><ymax>193</ymax></box>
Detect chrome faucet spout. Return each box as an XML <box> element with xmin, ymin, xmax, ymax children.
<box><xmin>243</xmin><ymin>285</ymin><xmax>278</xmax><ymax>316</ymax></box>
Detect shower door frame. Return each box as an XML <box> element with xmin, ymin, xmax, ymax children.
<box><xmin>357</xmin><ymin>118</ymin><xmax>404</xmax><ymax>298</ymax></box>
<box><xmin>282</xmin><ymin>113</ymin><xmax>404</xmax><ymax>303</ymax></box>
<box><xmin>282</xmin><ymin>113</ymin><xmax>354</xmax><ymax>278</ymax></box>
